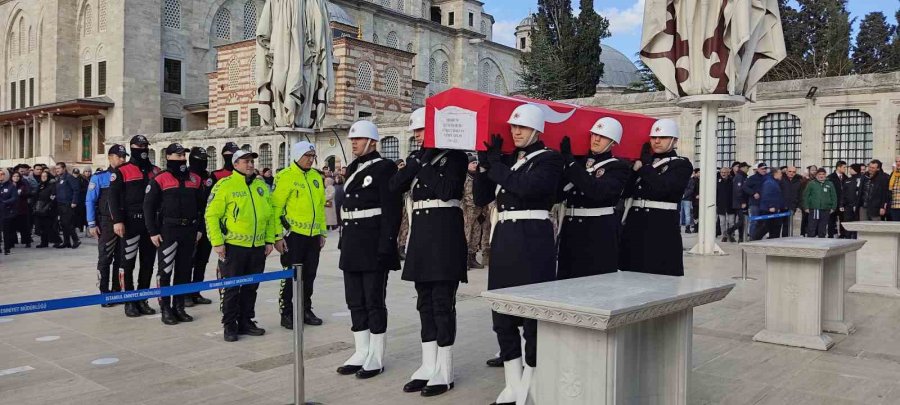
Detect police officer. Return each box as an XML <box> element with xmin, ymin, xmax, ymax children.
<box><xmin>473</xmin><ymin>104</ymin><xmax>563</xmax><ymax>405</ymax></box>
<box><xmin>109</xmin><ymin>134</ymin><xmax>161</xmax><ymax>317</ymax></box>
<box><xmin>389</xmin><ymin>107</ymin><xmax>467</xmax><ymax>397</ymax></box>
<box><xmin>272</xmin><ymin>141</ymin><xmax>327</xmax><ymax>330</ymax></box>
<box><xmin>208</xmin><ymin>142</ymin><xmax>239</xmax><ymax>308</ymax></box>
<box><xmin>557</xmin><ymin>117</ymin><xmax>631</xmax><ymax>279</ymax></box>
<box><xmin>620</xmin><ymin>119</ymin><xmax>693</xmax><ymax>276</ymax></box>
<box><xmin>87</xmin><ymin>144</ymin><xmax>128</xmax><ymax>304</ymax></box>
<box><xmin>186</xmin><ymin>147</ymin><xmax>214</xmax><ymax>307</ymax></box>
<box><xmin>144</xmin><ymin>143</ymin><xmax>206</xmax><ymax>325</ymax></box>
<box><xmin>336</xmin><ymin>120</ymin><xmax>403</xmax><ymax>379</ymax></box>
<box><xmin>205</xmin><ymin>149</ymin><xmax>277</xmax><ymax>342</ymax></box>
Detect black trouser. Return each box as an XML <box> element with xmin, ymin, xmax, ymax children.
<box><xmin>416</xmin><ymin>281</ymin><xmax>458</xmax><ymax>347</ymax></box>
<box><xmin>156</xmin><ymin>224</ymin><xmax>197</xmax><ymax>309</ymax></box>
<box><xmin>279</xmin><ymin>233</ymin><xmax>321</xmax><ymax>316</ymax></box>
<box><xmin>807</xmin><ymin>209</ymin><xmax>829</xmax><ymax>238</ymax></box>
<box><xmin>828</xmin><ymin>210</ymin><xmax>842</xmax><ymax>238</ymax></box>
<box><xmin>192</xmin><ymin>233</ymin><xmax>212</xmax><ymax>284</ymax></box>
<box><xmin>13</xmin><ymin>214</ymin><xmax>31</xmax><ymax>245</ymax></box>
<box><xmin>752</xmin><ymin>215</ymin><xmax>782</xmax><ymax>240</ymax></box>
<box><xmin>118</xmin><ymin>214</ymin><xmax>155</xmax><ymax>291</ymax></box>
<box><xmin>344</xmin><ymin>271</ymin><xmax>389</xmax><ymax>334</ymax></box>
<box><xmin>219</xmin><ymin>244</ymin><xmax>266</xmax><ymax>326</ymax></box>
<box><xmin>57</xmin><ymin>203</ymin><xmax>79</xmax><ymax>245</ymax></box>
<box><xmin>493</xmin><ymin>312</ymin><xmax>537</xmax><ymax>367</ymax></box>
<box><xmin>726</xmin><ymin>210</ymin><xmax>745</xmax><ymax>240</ymax></box>
<box><xmin>96</xmin><ymin>215</ymin><xmax>121</xmax><ymax>293</ymax></box>
<box><xmin>1</xmin><ymin>218</ymin><xmax>15</xmax><ymax>251</ymax></box>
<box><xmin>35</xmin><ymin>214</ymin><xmax>59</xmax><ymax>246</ymax></box>
<box><xmin>800</xmin><ymin>211</ymin><xmax>809</xmax><ymax>236</ymax></box>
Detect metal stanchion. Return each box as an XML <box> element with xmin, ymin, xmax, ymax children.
<box><xmin>292</xmin><ymin>263</ymin><xmax>321</xmax><ymax>405</ymax></box>
<box><xmin>732</xmin><ymin>249</ymin><xmax>757</xmax><ymax>281</ymax></box>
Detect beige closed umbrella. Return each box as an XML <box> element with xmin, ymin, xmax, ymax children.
<box><xmin>640</xmin><ymin>0</ymin><xmax>786</xmax><ymax>255</ymax></box>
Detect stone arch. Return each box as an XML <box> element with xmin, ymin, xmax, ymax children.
<box><xmin>81</xmin><ymin>47</ymin><xmax>95</xmax><ymax>63</ymax></box>
<box><xmin>95</xmin><ymin>43</ymin><xmax>105</xmax><ymax>60</ymax></box>
<box><xmin>163</xmin><ymin>39</ymin><xmax>185</xmax><ymax>58</ymax></box>
<box><xmin>79</xmin><ymin>0</ymin><xmax>95</xmax><ymax>36</ymax></box>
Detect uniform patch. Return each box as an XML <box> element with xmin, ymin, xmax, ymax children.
<box><xmin>363</xmin><ymin>176</ymin><xmax>373</xmax><ymax>188</ymax></box>
<box><xmin>595</xmin><ymin>168</ymin><xmax>605</xmax><ymax>178</ymax></box>
<box><xmin>206</xmin><ymin>178</ymin><xmax>213</xmax><ymax>187</ymax></box>
<box><xmin>59</xmin><ymin>180</ymin><xmax>64</xmax><ymax>184</ymax></box>
<box><xmin>439</xmin><ymin>157</ymin><xmax>447</xmax><ymax>166</ymax></box>
<box><xmin>110</xmin><ymin>173</ymin><xmax>117</xmax><ymax>181</ymax></box>
<box><xmin>257</xmin><ymin>187</ymin><xmax>265</xmax><ymax>196</ymax></box>
<box><xmin>312</xmin><ymin>179</ymin><xmax>320</xmax><ymax>188</ymax></box>
<box><xmin>88</xmin><ymin>182</ymin><xmax>96</xmax><ymax>190</ymax></box>
<box><xmin>145</xmin><ymin>185</ymin><xmax>151</xmax><ymax>193</ymax></box>
<box><xmin>586</xmin><ymin>158</ymin><xmax>595</xmax><ymax>168</ymax></box>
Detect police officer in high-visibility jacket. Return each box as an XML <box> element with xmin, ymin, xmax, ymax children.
<box><xmin>205</xmin><ymin>149</ymin><xmax>277</xmax><ymax>342</ymax></box>
<box><xmin>473</xmin><ymin>104</ymin><xmax>563</xmax><ymax>405</ymax></box>
<box><xmin>272</xmin><ymin>141</ymin><xmax>327</xmax><ymax>330</ymax></box>
<box><xmin>336</xmin><ymin>120</ymin><xmax>403</xmax><ymax>380</ymax></box>
<box><xmin>620</xmin><ymin>119</ymin><xmax>693</xmax><ymax>276</ymax></box>
<box><xmin>389</xmin><ymin>107</ymin><xmax>467</xmax><ymax>397</ymax></box>
<box><xmin>557</xmin><ymin>117</ymin><xmax>631</xmax><ymax>279</ymax></box>
<box><xmin>86</xmin><ymin>144</ymin><xmax>129</xmax><ymax>302</ymax></box>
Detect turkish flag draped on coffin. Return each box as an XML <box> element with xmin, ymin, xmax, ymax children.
<box><xmin>423</xmin><ymin>88</ymin><xmax>656</xmax><ymax>159</ymax></box>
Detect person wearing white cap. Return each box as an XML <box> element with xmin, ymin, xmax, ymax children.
<box><xmin>272</xmin><ymin>141</ymin><xmax>327</xmax><ymax>330</ymax></box>
<box><xmin>619</xmin><ymin>118</ymin><xmax>693</xmax><ymax>277</ymax></box>
<box><xmin>388</xmin><ymin>107</ymin><xmax>467</xmax><ymax>397</ymax></box>
<box><xmin>556</xmin><ymin>117</ymin><xmax>631</xmax><ymax>280</ymax></box>
<box><xmin>335</xmin><ymin>120</ymin><xmax>403</xmax><ymax>380</ymax></box>
<box><xmin>473</xmin><ymin>103</ymin><xmax>563</xmax><ymax>405</ymax></box>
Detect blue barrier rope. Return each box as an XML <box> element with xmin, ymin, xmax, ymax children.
<box><xmin>748</xmin><ymin>212</ymin><xmax>792</xmax><ymax>222</ymax></box>
<box><xmin>0</xmin><ymin>270</ymin><xmax>294</xmax><ymax>317</ymax></box>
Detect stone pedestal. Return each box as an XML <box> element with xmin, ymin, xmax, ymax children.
<box><xmin>742</xmin><ymin>237</ymin><xmax>864</xmax><ymax>350</ymax></box>
<box><xmin>842</xmin><ymin>222</ymin><xmax>900</xmax><ymax>297</ymax></box>
<box><xmin>482</xmin><ymin>272</ymin><xmax>734</xmax><ymax>405</ymax></box>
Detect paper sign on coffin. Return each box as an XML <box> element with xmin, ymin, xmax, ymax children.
<box><xmin>424</xmin><ymin>88</ymin><xmax>657</xmax><ymax>158</ymax></box>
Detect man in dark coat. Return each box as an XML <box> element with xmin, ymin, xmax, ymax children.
<box><xmin>742</xmin><ymin>163</ymin><xmax>767</xmax><ymax>238</ymax></box>
<box><xmin>716</xmin><ymin>167</ymin><xmax>733</xmax><ymax>242</ymax></box>
<box><xmin>827</xmin><ymin>161</ymin><xmax>847</xmax><ymax>237</ymax></box>
<box><xmin>842</xmin><ymin>163</ymin><xmax>863</xmax><ymax>238</ymax></box>
<box><xmin>860</xmin><ymin>159</ymin><xmax>890</xmax><ymax>221</ymax></box>
<box><xmin>54</xmin><ymin>162</ymin><xmax>82</xmax><ymax>249</ymax></box>
<box><xmin>389</xmin><ymin>108</ymin><xmax>467</xmax><ymax>397</ymax></box>
<box><xmin>781</xmin><ymin>166</ymin><xmax>803</xmax><ymax>237</ymax></box>
<box><xmin>754</xmin><ymin>171</ymin><xmax>786</xmax><ymax>240</ymax></box>
<box><xmin>726</xmin><ymin>162</ymin><xmax>748</xmax><ymax>242</ymax></box>
<box><xmin>335</xmin><ymin>120</ymin><xmax>403</xmax><ymax>380</ymax></box>
<box><xmin>620</xmin><ymin>118</ymin><xmax>693</xmax><ymax>277</ymax></box>
<box><xmin>474</xmin><ymin>104</ymin><xmax>563</xmax><ymax>405</ymax></box>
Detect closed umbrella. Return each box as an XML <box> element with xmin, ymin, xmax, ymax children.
<box><xmin>640</xmin><ymin>0</ymin><xmax>786</xmax><ymax>254</ymax></box>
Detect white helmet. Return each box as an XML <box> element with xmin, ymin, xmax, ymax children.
<box><xmin>408</xmin><ymin>107</ymin><xmax>426</xmax><ymax>132</ymax></box>
<box><xmin>348</xmin><ymin>120</ymin><xmax>379</xmax><ymax>141</ymax></box>
<box><xmin>650</xmin><ymin>118</ymin><xmax>680</xmax><ymax>139</ymax></box>
<box><xmin>507</xmin><ymin>104</ymin><xmax>545</xmax><ymax>133</ymax></box>
<box><xmin>590</xmin><ymin>117</ymin><xmax>623</xmax><ymax>144</ymax></box>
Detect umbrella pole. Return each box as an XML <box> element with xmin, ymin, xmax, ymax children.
<box><xmin>690</xmin><ymin>103</ymin><xmax>725</xmax><ymax>255</ymax></box>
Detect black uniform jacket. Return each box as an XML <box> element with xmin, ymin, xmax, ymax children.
<box><xmin>473</xmin><ymin>141</ymin><xmax>563</xmax><ymax>290</ymax></box>
<box><xmin>557</xmin><ymin>151</ymin><xmax>630</xmax><ymax>279</ymax></box>
<box><xmin>143</xmin><ymin>170</ymin><xmax>205</xmax><ymax>236</ymax></box>
<box><xmin>109</xmin><ymin>160</ymin><xmax>161</xmax><ymax>223</ymax></box>
<box><xmin>389</xmin><ymin>148</ymin><xmax>468</xmax><ymax>283</ymax></box>
<box><xmin>619</xmin><ymin>151</ymin><xmax>693</xmax><ymax>277</ymax></box>
<box><xmin>338</xmin><ymin>151</ymin><xmax>403</xmax><ymax>273</ymax></box>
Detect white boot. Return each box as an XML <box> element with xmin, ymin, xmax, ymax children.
<box><xmin>360</xmin><ymin>332</ymin><xmax>385</xmax><ymax>373</ymax></box>
<box><xmin>423</xmin><ymin>345</ymin><xmax>454</xmax><ymax>395</ymax></box>
<box><xmin>516</xmin><ymin>364</ymin><xmax>535</xmax><ymax>405</ymax></box>
<box><xmin>344</xmin><ymin>330</ymin><xmax>370</xmax><ymax>366</ymax></box>
<box><xmin>403</xmin><ymin>341</ymin><xmax>438</xmax><ymax>392</ymax></box>
<box><xmin>493</xmin><ymin>357</ymin><xmax>522</xmax><ymax>405</ymax></box>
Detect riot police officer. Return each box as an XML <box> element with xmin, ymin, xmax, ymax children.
<box><xmin>186</xmin><ymin>147</ymin><xmax>214</xmax><ymax>307</ymax></box>
<box><xmin>620</xmin><ymin>119</ymin><xmax>693</xmax><ymax>276</ymax></box>
<box><xmin>557</xmin><ymin>117</ymin><xmax>631</xmax><ymax>279</ymax></box>
<box><xmin>473</xmin><ymin>104</ymin><xmax>563</xmax><ymax>405</ymax></box>
<box><xmin>335</xmin><ymin>120</ymin><xmax>403</xmax><ymax>379</ymax></box>
<box><xmin>87</xmin><ymin>144</ymin><xmax>128</xmax><ymax>304</ymax></box>
<box><xmin>109</xmin><ymin>134</ymin><xmax>161</xmax><ymax>317</ymax></box>
<box><xmin>144</xmin><ymin>143</ymin><xmax>206</xmax><ymax>325</ymax></box>
<box><xmin>389</xmin><ymin>107</ymin><xmax>467</xmax><ymax>397</ymax></box>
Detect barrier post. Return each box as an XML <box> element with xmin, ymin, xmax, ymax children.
<box><xmin>292</xmin><ymin>263</ymin><xmax>307</xmax><ymax>405</ymax></box>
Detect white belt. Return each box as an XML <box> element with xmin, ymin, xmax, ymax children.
<box><xmin>632</xmin><ymin>199</ymin><xmax>678</xmax><ymax>211</ymax></box>
<box><xmin>412</xmin><ymin>199</ymin><xmax>461</xmax><ymax>210</ymax></box>
<box><xmin>496</xmin><ymin>210</ymin><xmax>550</xmax><ymax>222</ymax></box>
<box><xmin>342</xmin><ymin>208</ymin><xmax>382</xmax><ymax>220</ymax></box>
<box><xmin>564</xmin><ymin>207</ymin><xmax>615</xmax><ymax>217</ymax></box>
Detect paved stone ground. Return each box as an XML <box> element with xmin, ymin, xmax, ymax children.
<box><xmin>3</xmin><ymin>230</ymin><xmax>900</xmax><ymax>404</ymax></box>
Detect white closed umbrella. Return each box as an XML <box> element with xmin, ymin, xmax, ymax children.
<box><xmin>640</xmin><ymin>0</ymin><xmax>786</xmax><ymax>255</ymax></box>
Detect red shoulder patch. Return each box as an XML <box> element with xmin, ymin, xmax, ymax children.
<box><xmin>155</xmin><ymin>172</ymin><xmax>179</xmax><ymax>190</ymax></box>
<box><xmin>119</xmin><ymin>164</ymin><xmax>143</xmax><ymax>182</ymax></box>
<box><xmin>186</xmin><ymin>173</ymin><xmax>202</xmax><ymax>189</ymax></box>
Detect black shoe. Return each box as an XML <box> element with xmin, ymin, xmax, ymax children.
<box><xmin>281</xmin><ymin>314</ymin><xmax>294</xmax><ymax>330</ymax></box>
<box><xmin>183</xmin><ymin>299</ymin><xmax>195</xmax><ymax>308</ymax></box>
<box><xmin>161</xmin><ymin>308</ymin><xmax>179</xmax><ymax>325</ymax></box>
<box><xmin>304</xmin><ymin>309</ymin><xmax>323</xmax><ymax>326</ymax></box>
<box><xmin>337</xmin><ymin>365</ymin><xmax>362</xmax><ymax>375</ymax></box>
<box><xmin>124</xmin><ymin>302</ymin><xmax>141</xmax><ymax>317</ymax></box>
<box><xmin>54</xmin><ymin>244</ymin><xmax>70</xmax><ymax>249</ymax></box>
<box><xmin>421</xmin><ymin>382</ymin><xmax>453</xmax><ymax>397</ymax></box>
<box><xmin>224</xmin><ymin>323</ymin><xmax>239</xmax><ymax>342</ymax></box>
<box><xmin>238</xmin><ymin>321</ymin><xmax>266</xmax><ymax>336</ymax></box>
<box><xmin>403</xmin><ymin>379</ymin><xmax>428</xmax><ymax>393</ymax></box>
<box><xmin>355</xmin><ymin>368</ymin><xmax>384</xmax><ymax>379</ymax></box>
<box><xmin>24</xmin><ymin>243</ymin><xmax>31</xmax><ymax>248</ymax></box>
<box><xmin>173</xmin><ymin>307</ymin><xmax>194</xmax><ymax>322</ymax></box>
<box><xmin>136</xmin><ymin>300</ymin><xmax>156</xmax><ymax>315</ymax></box>
<box><xmin>486</xmin><ymin>356</ymin><xmax>503</xmax><ymax>368</ymax></box>
<box><xmin>100</xmin><ymin>303</ymin><xmax>115</xmax><ymax>308</ymax></box>
<box><xmin>192</xmin><ymin>294</ymin><xmax>212</xmax><ymax>305</ymax></box>
<box><xmin>71</xmin><ymin>240</ymin><xmax>81</xmax><ymax>249</ymax></box>
<box><xmin>35</xmin><ymin>244</ymin><xmax>48</xmax><ymax>248</ymax></box>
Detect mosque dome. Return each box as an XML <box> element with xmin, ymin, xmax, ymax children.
<box><xmin>598</xmin><ymin>44</ymin><xmax>640</xmax><ymax>88</ymax></box>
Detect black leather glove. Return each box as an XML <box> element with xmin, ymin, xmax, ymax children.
<box><xmin>640</xmin><ymin>142</ymin><xmax>653</xmax><ymax>166</ymax></box>
<box><xmin>477</xmin><ymin>151</ymin><xmax>491</xmax><ymax>171</ymax></box>
<box><xmin>484</xmin><ymin>134</ymin><xmax>503</xmax><ymax>164</ymax></box>
<box><xmin>560</xmin><ymin>136</ymin><xmax>575</xmax><ymax>166</ymax></box>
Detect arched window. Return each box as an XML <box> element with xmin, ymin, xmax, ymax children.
<box><xmin>440</xmin><ymin>61</ymin><xmax>449</xmax><ymax>84</ymax></box>
<box><xmin>372</xmin><ymin>33</ymin><xmax>379</xmax><ymax>44</ymax></box>
<box><xmin>481</xmin><ymin>19</ymin><xmax>488</xmax><ymax>35</ymax></box>
<box><xmin>756</xmin><ymin>112</ymin><xmax>802</xmax><ymax>169</ymax></box>
<box><xmin>380</xmin><ymin>136</ymin><xmax>399</xmax><ymax>160</ymax></box>
<box><xmin>357</xmin><ymin>61</ymin><xmax>373</xmax><ymax>91</ymax></box>
<box><xmin>227</xmin><ymin>59</ymin><xmax>240</xmax><ymax>90</ymax></box>
<box><xmin>241</xmin><ymin>144</ymin><xmax>251</xmax><ymax>151</ymax></box>
<box><xmin>82</xmin><ymin>2</ymin><xmax>94</xmax><ymax>36</ymax></box>
<box><xmin>148</xmin><ymin>149</ymin><xmax>157</xmax><ymax>165</ymax></box>
<box><xmin>163</xmin><ymin>0</ymin><xmax>182</xmax><ymax>29</ymax></box>
<box><xmin>98</xmin><ymin>0</ymin><xmax>108</xmax><ymax>32</ymax></box>
<box><xmin>494</xmin><ymin>74</ymin><xmax>508</xmax><ymax>95</ymax></box>
<box><xmin>406</xmin><ymin>42</ymin><xmax>414</xmax><ymax>53</ymax></box>
<box><xmin>823</xmin><ymin>109</ymin><xmax>873</xmax><ymax>170</ymax></box>
<box><xmin>397</xmin><ymin>0</ymin><xmax>405</xmax><ymax>12</ymax></box>
<box><xmin>278</xmin><ymin>142</ymin><xmax>286</xmax><ymax>169</ymax></box>
<box><xmin>479</xmin><ymin>61</ymin><xmax>491</xmax><ymax>92</ymax></box>
<box><xmin>693</xmin><ymin>116</ymin><xmax>736</xmax><ymax>168</ymax></box>
<box><xmin>213</xmin><ymin>8</ymin><xmax>232</xmax><ymax>40</ymax></box>
<box><xmin>379</xmin><ymin>0</ymin><xmax>391</xmax><ymax>7</ymax></box>
<box><xmin>408</xmin><ymin>136</ymin><xmax>420</xmax><ymax>153</ymax></box>
<box><xmin>259</xmin><ymin>143</ymin><xmax>272</xmax><ymax>169</ymax></box>
<box><xmin>386</xmin><ymin>31</ymin><xmax>399</xmax><ymax>48</ymax></box>
<box><xmin>243</xmin><ymin>0</ymin><xmax>258</xmax><ymax>40</ymax></box>
<box><xmin>384</xmin><ymin>67</ymin><xmax>400</xmax><ymax>96</ymax></box>
<box><xmin>207</xmin><ymin>146</ymin><xmax>218</xmax><ymax>168</ymax></box>
<box><xmin>428</xmin><ymin>57</ymin><xmax>436</xmax><ymax>82</ymax></box>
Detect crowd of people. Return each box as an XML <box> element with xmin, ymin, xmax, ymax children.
<box><xmin>682</xmin><ymin>158</ymin><xmax>898</xmax><ymax>242</ymax></box>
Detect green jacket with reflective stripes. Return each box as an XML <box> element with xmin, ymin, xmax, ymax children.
<box><xmin>205</xmin><ymin>171</ymin><xmax>277</xmax><ymax>248</ymax></box>
<box><xmin>271</xmin><ymin>162</ymin><xmax>327</xmax><ymax>240</ymax></box>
